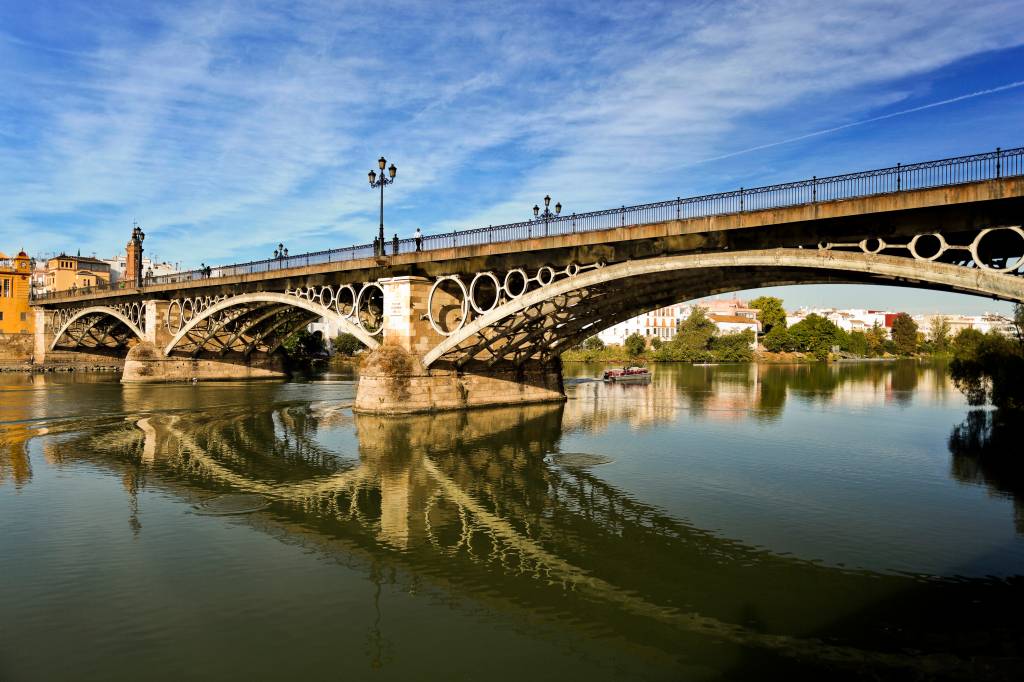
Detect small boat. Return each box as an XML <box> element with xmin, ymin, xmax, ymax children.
<box><xmin>602</xmin><ymin>366</ymin><xmax>651</xmax><ymax>383</ymax></box>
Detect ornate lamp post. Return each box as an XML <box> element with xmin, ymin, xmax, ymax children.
<box><xmin>532</xmin><ymin>194</ymin><xmax>562</xmax><ymax>237</ymax></box>
<box><xmin>368</xmin><ymin>156</ymin><xmax>397</xmax><ymax>255</ymax></box>
<box><xmin>273</xmin><ymin>243</ymin><xmax>289</xmax><ymax>260</ymax></box>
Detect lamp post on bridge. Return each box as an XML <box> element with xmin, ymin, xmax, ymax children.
<box><xmin>368</xmin><ymin>156</ymin><xmax>397</xmax><ymax>256</ymax></box>
<box><xmin>273</xmin><ymin>243</ymin><xmax>289</xmax><ymax>260</ymax></box>
<box><xmin>532</xmin><ymin>195</ymin><xmax>561</xmax><ymax>237</ymax></box>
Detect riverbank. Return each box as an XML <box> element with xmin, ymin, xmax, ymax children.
<box><xmin>560</xmin><ymin>348</ymin><xmax>920</xmax><ymax>363</ymax></box>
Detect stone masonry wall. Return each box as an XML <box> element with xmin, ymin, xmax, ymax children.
<box><xmin>0</xmin><ymin>332</ymin><xmax>33</xmax><ymax>369</ymax></box>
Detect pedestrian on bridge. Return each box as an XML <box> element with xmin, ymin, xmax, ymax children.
<box><xmin>414</xmin><ymin>228</ymin><xmax>422</xmax><ymax>252</ymax></box>
<box><xmin>392</xmin><ymin>233</ymin><xmax>400</xmax><ymax>256</ymax></box>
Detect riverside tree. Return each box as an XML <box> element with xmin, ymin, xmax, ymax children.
<box><xmin>785</xmin><ymin>314</ymin><xmax>847</xmax><ymax>360</ymax></box>
<box><xmin>710</xmin><ymin>329</ymin><xmax>755</xmax><ymax>361</ymax></box>
<box><xmin>950</xmin><ymin>326</ymin><xmax>1024</xmax><ymax>411</ymax></box>
<box><xmin>865</xmin><ymin>322</ymin><xmax>888</xmax><ymax>357</ymax></box>
<box><xmin>624</xmin><ymin>333</ymin><xmax>647</xmax><ymax>358</ymax></box>
<box><xmin>749</xmin><ymin>296</ymin><xmax>787</xmax><ymax>334</ymax></box>
<box><xmin>332</xmin><ymin>332</ymin><xmax>365</xmax><ymax>356</ymax></box>
<box><xmin>929</xmin><ymin>316</ymin><xmax>952</xmax><ymax>354</ymax></box>
<box><xmin>654</xmin><ymin>307</ymin><xmax>716</xmax><ymax>361</ymax></box>
<box><xmin>891</xmin><ymin>313</ymin><xmax>919</xmax><ymax>356</ymax></box>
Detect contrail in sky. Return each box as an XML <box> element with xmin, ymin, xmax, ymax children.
<box><xmin>698</xmin><ymin>80</ymin><xmax>1024</xmax><ymax>164</ymax></box>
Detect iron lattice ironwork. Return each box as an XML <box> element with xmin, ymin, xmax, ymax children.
<box><xmin>50</xmin><ymin>302</ymin><xmax>146</xmax><ymax>350</ymax></box>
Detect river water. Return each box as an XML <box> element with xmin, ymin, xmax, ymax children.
<box><xmin>1</xmin><ymin>361</ymin><xmax>1022</xmax><ymax>680</ymax></box>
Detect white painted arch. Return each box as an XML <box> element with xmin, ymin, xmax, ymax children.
<box><xmin>50</xmin><ymin>306</ymin><xmax>145</xmax><ymax>351</ymax></box>
<box><xmin>163</xmin><ymin>292</ymin><xmax>381</xmax><ymax>356</ymax></box>
<box><xmin>422</xmin><ymin>247</ymin><xmax>1024</xmax><ymax>367</ymax></box>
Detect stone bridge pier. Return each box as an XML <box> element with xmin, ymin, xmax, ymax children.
<box><xmin>354</xmin><ymin>276</ymin><xmax>565</xmax><ymax>414</ymax></box>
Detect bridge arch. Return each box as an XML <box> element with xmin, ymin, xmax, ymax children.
<box><xmin>50</xmin><ymin>306</ymin><xmax>145</xmax><ymax>351</ymax></box>
<box><xmin>163</xmin><ymin>292</ymin><xmax>381</xmax><ymax>357</ymax></box>
<box><xmin>423</xmin><ymin>248</ymin><xmax>1024</xmax><ymax>367</ymax></box>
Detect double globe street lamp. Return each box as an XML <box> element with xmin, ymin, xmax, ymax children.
<box><xmin>532</xmin><ymin>195</ymin><xmax>561</xmax><ymax>237</ymax></box>
<box><xmin>368</xmin><ymin>157</ymin><xmax>397</xmax><ymax>255</ymax></box>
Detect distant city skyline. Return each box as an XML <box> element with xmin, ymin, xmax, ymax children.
<box><xmin>2</xmin><ymin>1</ymin><xmax>1023</xmax><ymax>313</ymax></box>
<box><xmin>697</xmin><ymin>284</ymin><xmax>1016</xmax><ymax>316</ymax></box>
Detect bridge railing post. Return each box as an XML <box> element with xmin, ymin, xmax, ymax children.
<box><xmin>996</xmin><ymin>147</ymin><xmax>1002</xmax><ymax>179</ymax></box>
<box><xmin>811</xmin><ymin>176</ymin><xmax>816</xmax><ymax>203</ymax></box>
<box><xmin>739</xmin><ymin>187</ymin><xmax>744</xmax><ymax>212</ymax></box>
<box><xmin>896</xmin><ymin>163</ymin><xmax>901</xmax><ymax>191</ymax></box>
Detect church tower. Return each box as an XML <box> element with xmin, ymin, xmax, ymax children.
<box><xmin>125</xmin><ymin>223</ymin><xmax>145</xmax><ymax>287</ymax></box>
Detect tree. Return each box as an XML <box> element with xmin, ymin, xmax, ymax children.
<box><xmin>928</xmin><ymin>316</ymin><xmax>951</xmax><ymax>354</ymax></box>
<box><xmin>332</xmin><ymin>332</ymin><xmax>365</xmax><ymax>356</ymax></box>
<box><xmin>654</xmin><ymin>307</ymin><xmax>717</xmax><ymax>362</ymax></box>
<box><xmin>951</xmin><ymin>327</ymin><xmax>985</xmax><ymax>358</ymax></box>
<box><xmin>284</xmin><ymin>329</ymin><xmax>326</xmax><ymax>358</ymax></box>
<box><xmin>846</xmin><ymin>330</ymin><xmax>869</xmax><ymax>357</ymax></box>
<box><xmin>890</xmin><ymin>313</ymin><xmax>918</xmax><ymax>356</ymax></box>
<box><xmin>950</xmin><ymin>330</ymin><xmax>1024</xmax><ymax>411</ymax></box>
<box><xmin>866</xmin><ymin>322</ymin><xmax>888</xmax><ymax>357</ymax></box>
<box><xmin>711</xmin><ymin>329</ymin><xmax>755</xmax><ymax>361</ymax></box>
<box><xmin>624</xmin><ymin>333</ymin><xmax>646</xmax><ymax>358</ymax></box>
<box><xmin>786</xmin><ymin>314</ymin><xmax>847</xmax><ymax>360</ymax></box>
<box><xmin>649</xmin><ymin>335</ymin><xmax>663</xmax><ymax>349</ymax></box>
<box><xmin>676</xmin><ymin>307</ymin><xmax>717</xmax><ymax>348</ymax></box>
<box><xmin>582</xmin><ymin>336</ymin><xmax>605</xmax><ymax>351</ymax></box>
<box><xmin>749</xmin><ymin>296</ymin><xmax>787</xmax><ymax>334</ymax></box>
<box><xmin>1013</xmin><ymin>303</ymin><xmax>1024</xmax><ymax>347</ymax></box>
<box><xmin>762</xmin><ymin>326</ymin><xmax>793</xmax><ymax>353</ymax></box>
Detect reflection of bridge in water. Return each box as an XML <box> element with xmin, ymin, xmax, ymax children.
<box><xmin>8</xmin><ymin>381</ymin><xmax>1019</xmax><ymax>679</ymax></box>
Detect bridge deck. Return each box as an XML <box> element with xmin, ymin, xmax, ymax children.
<box><xmin>34</xmin><ymin>175</ymin><xmax>1024</xmax><ymax>307</ymax></box>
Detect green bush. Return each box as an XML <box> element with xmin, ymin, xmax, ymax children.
<box><xmin>284</xmin><ymin>329</ymin><xmax>326</xmax><ymax>359</ymax></box>
<box><xmin>710</xmin><ymin>329</ymin><xmax>754</xmax><ymax>361</ymax></box>
<box><xmin>624</xmin><ymin>333</ymin><xmax>647</xmax><ymax>358</ymax></box>
<box><xmin>950</xmin><ymin>328</ymin><xmax>1024</xmax><ymax>410</ymax></box>
<box><xmin>582</xmin><ymin>336</ymin><xmax>605</xmax><ymax>351</ymax></box>
<box><xmin>845</xmin><ymin>330</ymin><xmax>869</xmax><ymax>357</ymax></box>
<box><xmin>762</xmin><ymin>326</ymin><xmax>793</xmax><ymax>352</ymax></box>
<box><xmin>781</xmin><ymin>314</ymin><xmax>847</xmax><ymax>360</ymax></box>
<box><xmin>332</xmin><ymin>332</ymin><xmax>365</xmax><ymax>356</ymax></box>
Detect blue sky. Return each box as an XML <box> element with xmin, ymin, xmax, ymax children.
<box><xmin>2</xmin><ymin>0</ymin><xmax>1023</xmax><ymax>314</ymax></box>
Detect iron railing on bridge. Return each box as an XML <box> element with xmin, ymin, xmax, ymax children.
<box><xmin>31</xmin><ymin>146</ymin><xmax>1023</xmax><ymax>302</ymax></box>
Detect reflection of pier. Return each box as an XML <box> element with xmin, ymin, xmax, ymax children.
<box><xmin>8</xmin><ymin>391</ymin><xmax>1013</xmax><ymax>679</ymax></box>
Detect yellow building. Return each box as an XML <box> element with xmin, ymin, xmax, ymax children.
<box><xmin>0</xmin><ymin>250</ymin><xmax>32</xmax><ymax>334</ymax></box>
<box><xmin>44</xmin><ymin>253</ymin><xmax>111</xmax><ymax>293</ymax></box>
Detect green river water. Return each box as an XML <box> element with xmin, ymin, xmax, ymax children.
<box><xmin>1</xmin><ymin>361</ymin><xmax>1022</xmax><ymax>680</ymax></box>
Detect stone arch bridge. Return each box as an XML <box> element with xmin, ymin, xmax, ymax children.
<box><xmin>32</xmin><ymin>147</ymin><xmax>1024</xmax><ymax>412</ymax></box>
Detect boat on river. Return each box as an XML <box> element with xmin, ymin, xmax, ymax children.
<box><xmin>602</xmin><ymin>366</ymin><xmax>651</xmax><ymax>383</ymax></box>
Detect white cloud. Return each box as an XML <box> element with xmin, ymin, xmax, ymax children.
<box><xmin>0</xmin><ymin>0</ymin><xmax>1022</xmax><ymax>264</ymax></box>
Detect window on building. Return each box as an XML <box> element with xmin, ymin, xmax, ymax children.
<box><xmin>2</xmin><ymin>278</ymin><xmax>9</xmax><ymax>297</ymax></box>
<box><xmin>20</xmin><ymin>312</ymin><xmax>27</xmax><ymax>321</ymax></box>
<box><xmin>0</xmin><ymin>311</ymin><xmax>4</xmax><ymax>320</ymax></box>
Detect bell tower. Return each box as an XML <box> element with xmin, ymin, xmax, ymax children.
<box><xmin>125</xmin><ymin>222</ymin><xmax>145</xmax><ymax>287</ymax></box>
